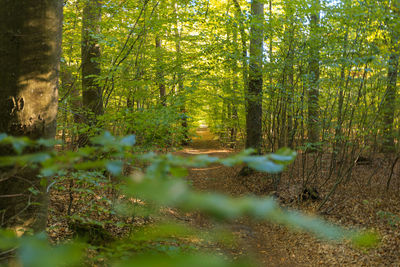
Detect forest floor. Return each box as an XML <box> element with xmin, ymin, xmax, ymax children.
<box><xmin>174</xmin><ymin>127</ymin><xmax>400</xmax><ymax>266</ymax></box>
<box><xmin>47</xmin><ymin>127</ymin><xmax>400</xmax><ymax>266</ymax></box>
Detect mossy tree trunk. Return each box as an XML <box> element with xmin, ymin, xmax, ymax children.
<box><xmin>81</xmin><ymin>0</ymin><xmax>103</xmax><ymax>146</ymax></box>
<box><xmin>0</xmin><ymin>0</ymin><xmax>62</xmax><ymax>233</ymax></box>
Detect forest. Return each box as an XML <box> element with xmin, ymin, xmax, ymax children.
<box><xmin>0</xmin><ymin>0</ymin><xmax>399</xmax><ymax>266</ymax></box>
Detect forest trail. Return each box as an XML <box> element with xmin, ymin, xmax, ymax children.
<box><xmin>175</xmin><ymin>127</ymin><xmax>377</xmax><ymax>267</ymax></box>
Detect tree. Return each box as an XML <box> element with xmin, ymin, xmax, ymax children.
<box><xmin>382</xmin><ymin>43</ymin><xmax>399</xmax><ymax>152</ymax></box>
<box><xmin>245</xmin><ymin>0</ymin><xmax>264</xmax><ymax>153</ymax></box>
<box><xmin>82</xmin><ymin>0</ymin><xmax>103</xmax><ymax>131</ymax></box>
<box><xmin>174</xmin><ymin>2</ymin><xmax>189</xmax><ymax>144</ymax></box>
<box><xmin>155</xmin><ymin>35</ymin><xmax>166</xmax><ymax>106</ymax></box>
<box><xmin>381</xmin><ymin>2</ymin><xmax>399</xmax><ymax>152</ymax></box>
<box><xmin>232</xmin><ymin>0</ymin><xmax>249</xmax><ymax>93</ymax></box>
<box><xmin>0</xmin><ymin>0</ymin><xmax>62</xmax><ymax>232</ymax></box>
<box><xmin>307</xmin><ymin>0</ymin><xmax>321</xmax><ymax>151</ymax></box>
<box><xmin>280</xmin><ymin>0</ymin><xmax>296</xmax><ymax>148</ymax></box>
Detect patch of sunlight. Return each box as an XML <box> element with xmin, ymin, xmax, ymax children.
<box><xmin>182</xmin><ymin>149</ymin><xmax>232</xmax><ymax>154</ymax></box>
<box><xmin>191</xmin><ymin>166</ymin><xmax>223</xmax><ymax>171</ymax></box>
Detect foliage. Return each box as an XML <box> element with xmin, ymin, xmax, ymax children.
<box><xmin>0</xmin><ymin>133</ymin><xmax>378</xmax><ymax>266</ymax></box>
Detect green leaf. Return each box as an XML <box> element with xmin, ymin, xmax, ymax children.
<box><xmin>269</xmin><ymin>154</ymin><xmax>295</xmax><ymax>162</ymax></box>
<box><xmin>120</xmin><ymin>135</ymin><xmax>136</xmax><ymax>146</ymax></box>
<box><xmin>106</xmin><ymin>161</ymin><xmax>123</xmax><ymax>176</ymax></box>
<box><xmin>170</xmin><ymin>166</ymin><xmax>189</xmax><ymax>177</ymax></box>
<box><xmin>192</xmin><ymin>154</ymin><xmax>219</xmax><ymax>167</ymax></box>
<box><xmin>0</xmin><ymin>133</ymin><xmax>7</xmax><ymax>142</ymax></box>
<box><xmin>18</xmin><ymin>234</ymin><xmax>83</xmax><ymax>267</ymax></box>
<box><xmin>186</xmin><ymin>193</ymin><xmax>241</xmax><ymax>220</ymax></box>
<box><xmin>41</xmin><ymin>166</ymin><xmax>59</xmax><ymax>177</ymax></box>
<box><xmin>245</xmin><ymin>156</ymin><xmax>284</xmax><ymax>173</ymax></box>
<box><xmin>247</xmin><ymin>197</ymin><xmax>277</xmax><ymax>218</ymax></box>
<box><xmin>37</xmin><ymin>138</ymin><xmax>60</xmax><ymax>148</ymax></box>
<box><xmin>0</xmin><ymin>156</ymin><xmax>17</xmax><ymax>167</ymax></box>
<box><xmin>269</xmin><ymin>148</ymin><xmax>297</xmax><ymax>162</ymax></box>
<box><xmin>24</xmin><ymin>153</ymin><xmax>52</xmax><ymax>164</ymax></box>
<box><xmin>91</xmin><ymin>131</ymin><xmax>115</xmax><ymax>146</ymax></box>
<box><xmin>12</xmin><ymin>138</ymin><xmax>30</xmax><ymax>154</ymax></box>
<box><xmin>0</xmin><ymin>229</ymin><xmax>19</xmax><ymax>250</ymax></box>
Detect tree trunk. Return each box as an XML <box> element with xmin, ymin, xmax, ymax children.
<box><xmin>156</xmin><ymin>35</ymin><xmax>166</xmax><ymax>106</ymax></box>
<box><xmin>174</xmin><ymin>2</ymin><xmax>188</xmax><ymax>144</ymax></box>
<box><xmin>245</xmin><ymin>0</ymin><xmax>264</xmax><ymax>153</ymax></box>
<box><xmin>230</xmin><ymin>19</ymin><xmax>240</xmax><ymax>147</ymax></box>
<box><xmin>0</xmin><ymin>0</ymin><xmax>62</xmax><ymax>233</ymax></box>
<box><xmin>80</xmin><ymin>0</ymin><xmax>103</xmax><ymax>147</ymax></box>
<box><xmin>284</xmin><ymin>0</ymin><xmax>295</xmax><ymax>148</ymax></box>
<box><xmin>380</xmin><ymin>2</ymin><xmax>399</xmax><ymax>152</ymax></box>
<box><xmin>82</xmin><ymin>0</ymin><xmax>103</xmax><ymax>119</ymax></box>
<box><xmin>382</xmin><ymin>45</ymin><xmax>399</xmax><ymax>152</ymax></box>
<box><xmin>232</xmin><ymin>0</ymin><xmax>248</xmax><ymax>94</ymax></box>
<box><xmin>334</xmin><ymin>29</ymin><xmax>349</xmax><ymax>157</ymax></box>
<box><xmin>307</xmin><ymin>0</ymin><xmax>320</xmax><ymax>151</ymax></box>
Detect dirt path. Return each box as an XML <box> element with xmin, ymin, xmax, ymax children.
<box><xmin>176</xmin><ymin>127</ymin><xmax>391</xmax><ymax>267</ymax></box>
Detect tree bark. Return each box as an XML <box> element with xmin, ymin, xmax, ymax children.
<box><xmin>0</xmin><ymin>0</ymin><xmax>62</xmax><ymax>233</ymax></box>
<box><xmin>245</xmin><ymin>0</ymin><xmax>264</xmax><ymax>153</ymax></box>
<box><xmin>307</xmin><ymin>0</ymin><xmax>320</xmax><ymax>151</ymax></box>
<box><xmin>80</xmin><ymin>0</ymin><xmax>103</xmax><ymax>147</ymax></box>
<box><xmin>82</xmin><ymin>0</ymin><xmax>103</xmax><ymax>119</ymax></box>
<box><xmin>281</xmin><ymin>0</ymin><xmax>295</xmax><ymax>148</ymax></box>
<box><xmin>382</xmin><ymin>44</ymin><xmax>399</xmax><ymax>152</ymax></box>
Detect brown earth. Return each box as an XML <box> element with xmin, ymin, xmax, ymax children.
<box><xmin>47</xmin><ymin>126</ymin><xmax>400</xmax><ymax>266</ymax></box>
<box><xmin>175</xmin><ymin>127</ymin><xmax>400</xmax><ymax>267</ymax></box>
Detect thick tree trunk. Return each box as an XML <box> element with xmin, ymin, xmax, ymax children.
<box><xmin>82</xmin><ymin>0</ymin><xmax>103</xmax><ymax>118</ymax></box>
<box><xmin>0</xmin><ymin>0</ymin><xmax>62</xmax><ymax>233</ymax></box>
<box><xmin>245</xmin><ymin>0</ymin><xmax>264</xmax><ymax>153</ymax></box>
<box><xmin>81</xmin><ymin>0</ymin><xmax>102</xmax><ymax>146</ymax></box>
